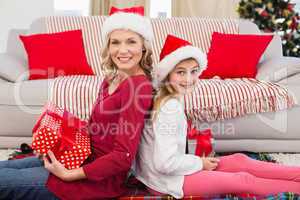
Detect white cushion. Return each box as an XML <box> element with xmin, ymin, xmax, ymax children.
<box><xmin>256</xmin><ymin>56</ymin><xmax>300</xmax><ymax>82</ymax></box>
<box><xmin>0</xmin><ymin>53</ymin><xmax>28</xmax><ymax>82</ymax></box>
<box><xmin>0</xmin><ymin>78</ymin><xmax>54</xmax><ymax>106</ymax></box>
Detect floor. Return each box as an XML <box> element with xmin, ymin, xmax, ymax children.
<box><xmin>0</xmin><ymin>149</ymin><xmax>15</xmax><ymax>161</ymax></box>
<box><xmin>1</xmin><ymin>149</ymin><xmax>300</xmax><ymax>166</ymax></box>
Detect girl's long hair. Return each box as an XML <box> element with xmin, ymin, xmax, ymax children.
<box><xmin>151</xmin><ymin>77</ymin><xmax>180</xmax><ymax>121</ymax></box>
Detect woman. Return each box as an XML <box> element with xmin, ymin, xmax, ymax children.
<box><xmin>134</xmin><ymin>34</ymin><xmax>300</xmax><ymax>199</ymax></box>
<box><xmin>0</xmin><ymin>8</ymin><xmax>154</xmax><ymax>200</ymax></box>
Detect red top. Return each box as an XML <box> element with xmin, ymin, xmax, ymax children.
<box><xmin>46</xmin><ymin>75</ymin><xmax>153</xmax><ymax>200</ymax></box>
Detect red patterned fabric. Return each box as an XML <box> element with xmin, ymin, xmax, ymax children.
<box><xmin>31</xmin><ymin>102</ymin><xmax>91</xmax><ymax>169</ymax></box>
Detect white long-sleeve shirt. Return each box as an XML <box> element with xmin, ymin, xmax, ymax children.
<box><xmin>134</xmin><ymin>97</ymin><xmax>203</xmax><ymax>198</ymax></box>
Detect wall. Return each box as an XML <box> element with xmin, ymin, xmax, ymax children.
<box><xmin>0</xmin><ymin>0</ymin><xmax>54</xmax><ymax>53</ymax></box>
<box><xmin>172</xmin><ymin>0</ymin><xmax>240</xmax><ymax>18</ymax></box>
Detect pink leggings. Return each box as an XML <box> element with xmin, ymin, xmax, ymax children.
<box><xmin>183</xmin><ymin>153</ymin><xmax>300</xmax><ymax>196</ymax></box>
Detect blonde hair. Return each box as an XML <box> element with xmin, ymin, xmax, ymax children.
<box><xmin>151</xmin><ymin>77</ymin><xmax>180</xmax><ymax>121</ymax></box>
<box><xmin>100</xmin><ymin>34</ymin><xmax>153</xmax><ymax>82</ymax></box>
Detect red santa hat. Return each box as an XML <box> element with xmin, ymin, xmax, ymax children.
<box><xmin>102</xmin><ymin>6</ymin><xmax>154</xmax><ymax>42</ymax></box>
<box><xmin>153</xmin><ymin>34</ymin><xmax>207</xmax><ymax>89</ymax></box>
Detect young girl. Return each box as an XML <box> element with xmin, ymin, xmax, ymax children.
<box><xmin>0</xmin><ymin>8</ymin><xmax>154</xmax><ymax>200</ymax></box>
<box><xmin>134</xmin><ymin>34</ymin><xmax>300</xmax><ymax>199</ymax></box>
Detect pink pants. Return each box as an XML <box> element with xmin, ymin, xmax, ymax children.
<box><xmin>183</xmin><ymin>153</ymin><xmax>300</xmax><ymax>196</ymax></box>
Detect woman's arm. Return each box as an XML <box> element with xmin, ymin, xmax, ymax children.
<box><xmin>152</xmin><ymin>98</ymin><xmax>203</xmax><ymax>176</ymax></box>
<box><xmin>43</xmin><ymin>151</ymin><xmax>86</xmax><ymax>182</ymax></box>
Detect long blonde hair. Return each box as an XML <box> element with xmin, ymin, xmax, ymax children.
<box><xmin>151</xmin><ymin>77</ymin><xmax>180</xmax><ymax>121</ymax></box>
<box><xmin>100</xmin><ymin>34</ymin><xmax>153</xmax><ymax>82</ymax></box>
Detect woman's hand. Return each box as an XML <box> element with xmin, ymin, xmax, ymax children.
<box><xmin>34</xmin><ymin>151</ymin><xmax>43</xmax><ymax>160</ymax></box>
<box><xmin>43</xmin><ymin>150</ymin><xmax>70</xmax><ymax>181</ymax></box>
<box><xmin>202</xmin><ymin>157</ymin><xmax>220</xmax><ymax>171</ymax></box>
<box><xmin>43</xmin><ymin>150</ymin><xmax>87</xmax><ymax>182</ymax></box>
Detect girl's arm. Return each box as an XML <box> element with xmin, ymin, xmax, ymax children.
<box><xmin>152</xmin><ymin>98</ymin><xmax>203</xmax><ymax>176</ymax></box>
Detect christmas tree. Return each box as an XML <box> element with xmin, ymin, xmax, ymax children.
<box><xmin>238</xmin><ymin>0</ymin><xmax>300</xmax><ymax>57</ymax></box>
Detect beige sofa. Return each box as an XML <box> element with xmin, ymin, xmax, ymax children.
<box><xmin>0</xmin><ymin>16</ymin><xmax>300</xmax><ymax>152</ymax></box>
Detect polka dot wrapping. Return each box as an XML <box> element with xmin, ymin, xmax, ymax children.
<box><xmin>32</xmin><ymin>102</ymin><xmax>91</xmax><ymax>169</ymax></box>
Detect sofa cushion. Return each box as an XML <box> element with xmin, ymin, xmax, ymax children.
<box><xmin>0</xmin><ymin>53</ymin><xmax>28</xmax><ymax>82</ymax></box>
<box><xmin>0</xmin><ymin>78</ymin><xmax>53</xmax><ymax>106</ymax></box>
<box><xmin>20</xmin><ymin>30</ymin><xmax>94</xmax><ymax>80</ymax></box>
<box><xmin>45</xmin><ymin>16</ymin><xmax>107</xmax><ymax>77</ymax></box>
<box><xmin>200</xmin><ymin>32</ymin><xmax>273</xmax><ymax>79</ymax></box>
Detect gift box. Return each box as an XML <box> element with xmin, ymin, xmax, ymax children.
<box><xmin>187</xmin><ymin>120</ymin><xmax>215</xmax><ymax>157</ymax></box>
<box><xmin>31</xmin><ymin>102</ymin><xmax>91</xmax><ymax>169</ymax></box>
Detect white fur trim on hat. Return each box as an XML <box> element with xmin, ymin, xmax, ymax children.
<box><xmin>102</xmin><ymin>12</ymin><xmax>154</xmax><ymax>42</ymax></box>
<box><xmin>153</xmin><ymin>46</ymin><xmax>207</xmax><ymax>89</ymax></box>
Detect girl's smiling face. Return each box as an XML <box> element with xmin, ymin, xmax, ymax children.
<box><xmin>168</xmin><ymin>58</ymin><xmax>200</xmax><ymax>95</ymax></box>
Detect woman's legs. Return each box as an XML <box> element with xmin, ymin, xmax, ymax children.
<box><xmin>0</xmin><ymin>166</ymin><xmax>58</xmax><ymax>200</ymax></box>
<box><xmin>183</xmin><ymin>170</ymin><xmax>300</xmax><ymax>197</ymax></box>
<box><xmin>216</xmin><ymin>153</ymin><xmax>300</xmax><ymax>182</ymax></box>
<box><xmin>0</xmin><ymin>156</ymin><xmax>43</xmax><ymax>169</ymax></box>
<box><xmin>0</xmin><ymin>157</ymin><xmax>58</xmax><ymax>200</ymax></box>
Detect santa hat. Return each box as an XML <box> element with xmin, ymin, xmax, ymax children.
<box><xmin>102</xmin><ymin>6</ymin><xmax>153</xmax><ymax>42</ymax></box>
<box><xmin>153</xmin><ymin>35</ymin><xmax>207</xmax><ymax>89</ymax></box>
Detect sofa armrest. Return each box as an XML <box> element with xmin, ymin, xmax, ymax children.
<box><xmin>256</xmin><ymin>56</ymin><xmax>300</xmax><ymax>82</ymax></box>
<box><xmin>0</xmin><ymin>53</ymin><xmax>28</xmax><ymax>82</ymax></box>
<box><xmin>6</xmin><ymin>29</ymin><xmax>28</xmax><ymax>60</ymax></box>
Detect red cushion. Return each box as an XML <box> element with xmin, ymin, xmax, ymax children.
<box><xmin>200</xmin><ymin>32</ymin><xmax>273</xmax><ymax>79</ymax></box>
<box><xmin>20</xmin><ymin>30</ymin><xmax>94</xmax><ymax>80</ymax></box>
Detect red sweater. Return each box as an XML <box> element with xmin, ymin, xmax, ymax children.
<box><xmin>47</xmin><ymin>75</ymin><xmax>153</xmax><ymax>200</ymax></box>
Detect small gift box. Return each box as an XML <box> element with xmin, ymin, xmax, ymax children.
<box><xmin>187</xmin><ymin>120</ymin><xmax>215</xmax><ymax>157</ymax></box>
<box><xmin>31</xmin><ymin>102</ymin><xmax>91</xmax><ymax>169</ymax></box>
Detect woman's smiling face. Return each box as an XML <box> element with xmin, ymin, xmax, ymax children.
<box><xmin>109</xmin><ymin>29</ymin><xmax>144</xmax><ymax>73</ymax></box>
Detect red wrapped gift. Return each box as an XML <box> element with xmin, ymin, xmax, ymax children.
<box><xmin>31</xmin><ymin>102</ymin><xmax>91</xmax><ymax>169</ymax></box>
<box><xmin>187</xmin><ymin>120</ymin><xmax>215</xmax><ymax>157</ymax></box>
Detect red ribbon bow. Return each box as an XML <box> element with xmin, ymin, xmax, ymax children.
<box><xmin>32</xmin><ymin>110</ymin><xmax>87</xmax><ymax>152</ymax></box>
<box><xmin>109</xmin><ymin>6</ymin><xmax>145</xmax><ymax>16</ymax></box>
<box><xmin>187</xmin><ymin>120</ymin><xmax>214</xmax><ymax>157</ymax></box>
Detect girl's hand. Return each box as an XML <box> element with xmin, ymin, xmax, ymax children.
<box><xmin>202</xmin><ymin>157</ymin><xmax>220</xmax><ymax>171</ymax></box>
<box><xmin>43</xmin><ymin>150</ymin><xmax>69</xmax><ymax>181</ymax></box>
